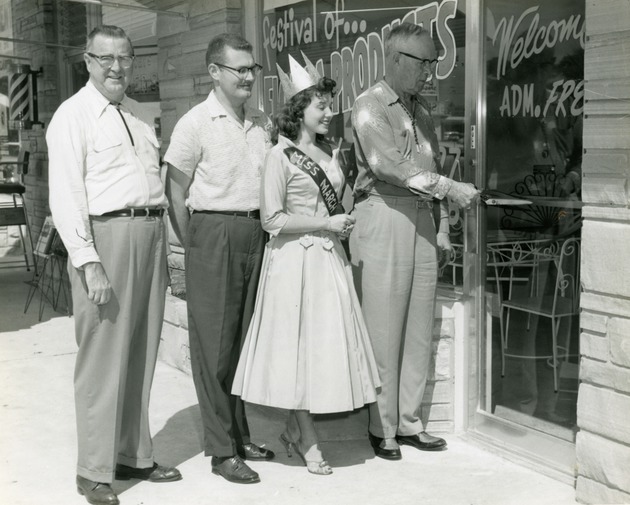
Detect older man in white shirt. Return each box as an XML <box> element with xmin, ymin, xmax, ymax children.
<box><xmin>47</xmin><ymin>25</ymin><xmax>180</xmax><ymax>505</ymax></box>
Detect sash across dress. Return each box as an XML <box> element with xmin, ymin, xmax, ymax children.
<box><xmin>231</xmin><ymin>136</ymin><xmax>380</xmax><ymax>413</ymax></box>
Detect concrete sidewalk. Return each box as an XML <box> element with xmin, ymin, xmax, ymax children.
<box><xmin>0</xmin><ymin>268</ymin><xmax>579</xmax><ymax>505</ymax></box>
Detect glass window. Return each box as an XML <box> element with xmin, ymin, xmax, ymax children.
<box><xmin>482</xmin><ymin>0</ymin><xmax>584</xmax><ymax>436</ymax></box>
<box><xmin>261</xmin><ymin>0</ymin><xmax>468</xmax><ymax>286</ymax></box>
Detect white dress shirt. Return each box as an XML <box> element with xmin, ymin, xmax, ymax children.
<box><xmin>47</xmin><ymin>81</ymin><xmax>167</xmax><ymax>268</ymax></box>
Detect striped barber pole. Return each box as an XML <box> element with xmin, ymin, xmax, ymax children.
<box><xmin>9</xmin><ymin>64</ymin><xmax>33</xmax><ymax>129</ymax></box>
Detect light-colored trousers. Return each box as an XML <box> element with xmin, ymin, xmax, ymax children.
<box><xmin>349</xmin><ymin>194</ymin><xmax>437</xmax><ymax>439</ymax></box>
<box><xmin>68</xmin><ymin>215</ymin><xmax>167</xmax><ymax>483</ymax></box>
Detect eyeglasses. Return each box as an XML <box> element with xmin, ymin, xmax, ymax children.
<box><xmin>397</xmin><ymin>51</ymin><xmax>438</xmax><ymax>71</ymax></box>
<box><xmin>86</xmin><ymin>52</ymin><xmax>135</xmax><ymax>69</ymax></box>
<box><xmin>213</xmin><ymin>62</ymin><xmax>263</xmax><ymax>78</ymax></box>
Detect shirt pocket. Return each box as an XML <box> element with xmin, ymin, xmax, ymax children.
<box><xmin>93</xmin><ymin>133</ymin><xmax>122</xmax><ymax>153</ymax></box>
<box><xmin>392</xmin><ymin>127</ymin><xmax>412</xmax><ymax>159</ymax></box>
<box><xmin>87</xmin><ymin>133</ymin><xmax>124</xmax><ymax>172</ymax></box>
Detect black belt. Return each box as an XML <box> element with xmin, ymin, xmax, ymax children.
<box><xmin>99</xmin><ymin>208</ymin><xmax>165</xmax><ymax>218</ymax></box>
<box><xmin>193</xmin><ymin>209</ymin><xmax>260</xmax><ymax>219</ymax></box>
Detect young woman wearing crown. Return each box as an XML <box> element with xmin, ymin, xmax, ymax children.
<box><xmin>231</xmin><ymin>53</ymin><xmax>380</xmax><ymax>476</ymax></box>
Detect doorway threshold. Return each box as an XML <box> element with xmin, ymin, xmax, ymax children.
<box><xmin>466</xmin><ymin>411</ymin><xmax>577</xmax><ymax>486</ymax></box>
<box><xmin>493</xmin><ymin>405</ymin><xmax>576</xmax><ymax>442</ymax></box>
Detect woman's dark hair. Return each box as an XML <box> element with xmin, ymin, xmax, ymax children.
<box><xmin>271</xmin><ymin>77</ymin><xmax>336</xmax><ymax>144</ymax></box>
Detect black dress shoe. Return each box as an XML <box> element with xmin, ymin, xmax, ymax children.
<box><xmin>211</xmin><ymin>455</ymin><xmax>260</xmax><ymax>484</ymax></box>
<box><xmin>115</xmin><ymin>462</ymin><xmax>182</xmax><ymax>482</ymax></box>
<box><xmin>368</xmin><ymin>432</ymin><xmax>402</xmax><ymax>461</ymax></box>
<box><xmin>76</xmin><ymin>475</ymin><xmax>119</xmax><ymax>505</ymax></box>
<box><xmin>396</xmin><ymin>432</ymin><xmax>447</xmax><ymax>451</ymax></box>
<box><xmin>237</xmin><ymin>443</ymin><xmax>275</xmax><ymax>461</ymax></box>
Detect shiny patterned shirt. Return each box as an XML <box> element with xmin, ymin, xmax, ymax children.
<box><xmin>351</xmin><ymin>80</ymin><xmax>452</xmax><ymax>199</ymax></box>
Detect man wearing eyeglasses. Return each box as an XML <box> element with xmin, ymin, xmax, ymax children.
<box><xmin>164</xmin><ymin>33</ymin><xmax>273</xmax><ymax>485</ymax></box>
<box><xmin>350</xmin><ymin>23</ymin><xmax>480</xmax><ymax>461</ymax></box>
<box><xmin>47</xmin><ymin>25</ymin><xmax>181</xmax><ymax>505</ymax></box>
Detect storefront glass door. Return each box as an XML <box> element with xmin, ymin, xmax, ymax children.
<box><xmin>256</xmin><ymin>0</ymin><xmax>585</xmax><ymax>477</ymax></box>
<box><xmin>478</xmin><ymin>0</ymin><xmax>584</xmax><ymax>451</ymax></box>
<box><xmin>258</xmin><ymin>0</ymin><xmax>469</xmax><ymax>271</ymax></box>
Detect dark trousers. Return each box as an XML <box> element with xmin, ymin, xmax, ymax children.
<box><xmin>185</xmin><ymin>212</ymin><xmax>266</xmax><ymax>457</ymax></box>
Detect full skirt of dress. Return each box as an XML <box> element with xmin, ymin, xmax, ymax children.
<box><xmin>232</xmin><ymin>231</ymin><xmax>380</xmax><ymax>414</ymax></box>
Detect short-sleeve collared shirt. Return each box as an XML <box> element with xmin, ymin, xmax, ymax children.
<box><xmin>164</xmin><ymin>90</ymin><xmax>272</xmax><ymax>212</ymax></box>
<box><xmin>351</xmin><ymin>80</ymin><xmax>452</xmax><ymax>199</ymax></box>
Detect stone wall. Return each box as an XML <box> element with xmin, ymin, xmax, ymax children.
<box><xmin>159</xmin><ymin>290</ymin><xmax>191</xmax><ymax>374</ymax></box>
<box><xmin>425</xmin><ymin>298</ymin><xmax>457</xmax><ymax>433</ymax></box>
<box><xmin>576</xmin><ymin>1</ymin><xmax>630</xmax><ymax>503</ymax></box>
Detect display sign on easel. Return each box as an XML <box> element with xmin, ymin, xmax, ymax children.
<box><xmin>34</xmin><ymin>215</ymin><xmax>57</xmax><ymax>258</ymax></box>
<box><xmin>25</xmin><ymin>215</ymin><xmax>71</xmax><ymax>320</ymax></box>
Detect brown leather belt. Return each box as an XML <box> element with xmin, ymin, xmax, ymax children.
<box><xmin>193</xmin><ymin>209</ymin><xmax>260</xmax><ymax>219</ymax></box>
<box><xmin>99</xmin><ymin>208</ymin><xmax>165</xmax><ymax>218</ymax></box>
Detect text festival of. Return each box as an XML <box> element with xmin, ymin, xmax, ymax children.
<box><xmin>260</xmin><ymin>1</ymin><xmax>584</xmax><ymax>119</ymax></box>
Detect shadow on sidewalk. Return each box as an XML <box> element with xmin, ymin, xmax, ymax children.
<box><xmin>152</xmin><ymin>404</ymin><xmax>205</xmax><ymax>466</ymax></box>
<box><xmin>114</xmin><ymin>404</ymin><xmax>203</xmax><ymax>493</ymax></box>
<box><xmin>247</xmin><ymin>403</ymin><xmax>376</xmax><ymax>468</ymax></box>
<box><xmin>0</xmin><ymin>268</ymin><xmax>66</xmax><ymax>331</ymax></box>
<box><xmin>114</xmin><ymin>401</ymin><xmax>376</xmax><ymax>494</ymax></box>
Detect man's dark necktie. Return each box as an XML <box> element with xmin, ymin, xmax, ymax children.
<box><xmin>112</xmin><ymin>103</ymin><xmax>135</xmax><ymax>147</ymax></box>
